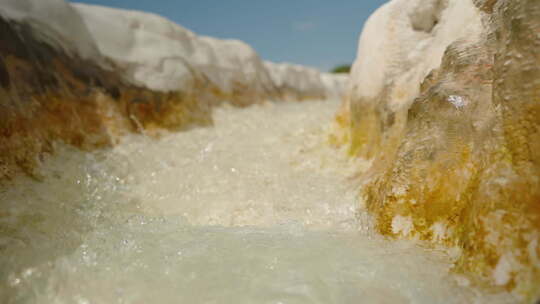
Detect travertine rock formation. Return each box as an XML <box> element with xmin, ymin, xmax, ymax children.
<box><xmin>344</xmin><ymin>0</ymin><xmax>540</xmax><ymax>299</ymax></box>
<box><xmin>73</xmin><ymin>3</ymin><xmax>348</xmax><ymax>105</ymax></box>
<box><xmin>73</xmin><ymin>3</ymin><xmax>278</xmax><ymax>105</ymax></box>
<box><xmin>0</xmin><ymin>0</ymin><xmax>347</xmax><ymax>181</ymax></box>
<box><xmin>265</xmin><ymin>61</ymin><xmax>348</xmax><ymax>101</ymax></box>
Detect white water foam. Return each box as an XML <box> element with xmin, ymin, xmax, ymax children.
<box><xmin>0</xmin><ymin>100</ymin><xmax>515</xmax><ymax>303</ymax></box>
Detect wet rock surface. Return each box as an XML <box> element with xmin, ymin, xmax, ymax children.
<box><xmin>344</xmin><ymin>0</ymin><xmax>540</xmax><ymax>300</ymax></box>
<box><xmin>0</xmin><ymin>15</ymin><xmax>212</xmax><ymax>181</ymax></box>
<box><xmin>0</xmin><ymin>100</ymin><xmax>516</xmax><ymax>304</ymax></box>
<box><xmin>0</xmin><ymin>0</ymin><xmax>346</xmax><ymax>182</ymax></box>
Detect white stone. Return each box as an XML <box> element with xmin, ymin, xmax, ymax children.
<box><xmin>265</xmin><ymin>61</ymin><xmax>348</xmax><ymax>100</ymax></box>
<box><xmin>391</xmin><ymin>215</ymin><xmax>414</xmax><ymax>236</ymax></box>
<box><xmin>349</xmin><ymin>0</ymin><xmax>483</xmax><ymax>110</ymax></box>
<box><xmin>0</xmin><ymin>0</ymin><xmax>347</xmax><ymax>100</ymax></box>
<box><xmin>493</xmin><ymin>253</ymin><xmax>516</xmax><ymax>286</ymax></box>
<box><xmin>73</xmin><ymin>3</ymin><xmax>206</xmax><ymax>92</ymax></box>
<box><xmin>321</xmin><ymin>73</ymin><xmax>349</xmax><ymax>99</ymax></box>
<box><xmin>73</xmin><ymin>2</ymin><xmax>346</xmax><ymax>98</ymax></box>
<box><xmin>431</xmin><ymin>221</ymin><xmax>449</xmax><ymax>242</ymax></box>
<box><xmin>0</xmin><ymin>0</ymin><xmax>100</xmax><ymax>60</ymax></box>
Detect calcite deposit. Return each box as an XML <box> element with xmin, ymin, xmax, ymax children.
<box><xmin>344</xmin><ymin>0</ymin><xmax>540</xmax><ymax>299</ymax></box>
<box><xmin>0</xmin><ymin>0</ymin><xmax>347</xmax><ymax>182</ymax></box>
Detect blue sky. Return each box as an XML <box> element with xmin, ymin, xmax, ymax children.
<box><xmin>73</xmin><ymin>0</ymin><xmax>387</xmax><ymax>72</ymax></box>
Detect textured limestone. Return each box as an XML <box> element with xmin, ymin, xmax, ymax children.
<box><xmin>0</xmin><ymin>15</ymin><xmax>212</xmax><ymax>181</ymax></box>
<box><xmin>0</xmin><ymin>0</ymin><xmax>346</xmax><ymax>182</ymax></box>
<box><xmin>73</xmin><ymin>4</ymin><xmax>278</xmax><ymax>105</ymax></box>
<box><xmin>344</xmin><ymin>0</ymin><xmax>540</xmax><ymax>299</ymax></box>
<box><xmin>0</xmin><ymin>0</ymin><xmax>100</xmax><ymax>60</ymax></box>
<box><xmin>321</xmin><ymin>73</ymin><xmax>349</xmax><ymax>100</ymax></box>
<box><xmin>73</xmin><ymin>4</ymin><xmax>346</xmax><ymax>104</ymax></box>
<box><xmin>265</xmin><ymin>62</ymin><xmax>348</xmax><ymax>101</ymax></box>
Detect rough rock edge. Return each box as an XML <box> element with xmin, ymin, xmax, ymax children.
<box><xmin>343</xmin><ymin>0</ymin><xmax>540</xmax><ymax>300</ymax></box>
<box><xmin>0</xmin><ymin>2</ymin><xmax>347</xmax><ymax>183</ymax></box>
<box><xmin>0</xmin><ymin>16</ymin><xmax>214</xmax><ymax>182</ymax></box>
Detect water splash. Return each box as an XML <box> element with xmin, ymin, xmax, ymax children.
<box><xmin>0</xmin><ymin>100</ymin><xmax>514</xmax><ymax>303</ymax></box>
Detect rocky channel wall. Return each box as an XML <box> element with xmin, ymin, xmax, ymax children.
<box><xmin>342</xmin><ymin>0</ymin><xmax>540</xmax><ymax>299</ymax></box>
<box><xmin>0</xmin><ymin>0</ymin><xmax>347</xmax><ymax>182</ymax></box>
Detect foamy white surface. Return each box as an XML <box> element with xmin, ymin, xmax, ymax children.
<box><xmin>0</xmin><ymin>100</ymin><xmax>514</xmax><ymax>303</ymax></box>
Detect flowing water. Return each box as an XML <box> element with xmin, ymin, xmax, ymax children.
<box><xmin>0</xmin><ymin>100</ymin><xmax>515</xmax><ymax>303</ymax></box>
